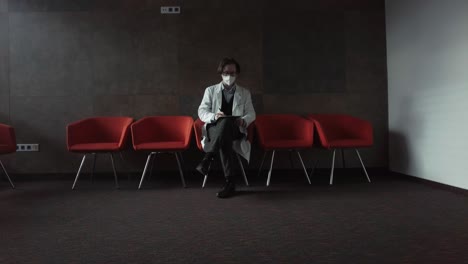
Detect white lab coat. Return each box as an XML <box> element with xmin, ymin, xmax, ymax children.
<box><xmin>198</xmin><ymin>82</ymin><xmax>256</xmax><ymax>162</ymax></box>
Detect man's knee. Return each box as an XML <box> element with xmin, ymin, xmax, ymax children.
<box><xmin>217</xmin><ymin>118</ymin><xmax>235</xmax><ymax>134</ymax></box>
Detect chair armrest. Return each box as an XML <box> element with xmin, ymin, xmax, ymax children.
<box><xmin>117</xmin><ymin>118</ymin><xmax>133</xmax><ymax>149</ymax></box>
<box><xmin>66</xmin><ymin>119</ymin><xmax>94</xmax><ymax>148</ymax></box>
<box><xmin>0</xmin><ymin>124</ymin><xmax>16</xmax><ymax>146</ymax></box>
<box><xmin>349</xmin><ymin>117</ymin><xmax>373</xmax><ymax>143</ymax></box>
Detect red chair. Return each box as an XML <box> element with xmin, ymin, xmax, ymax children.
<box><xmin>0</xmin><ymin>123</ymin><xmax>16</xmax><ymax>189</ymax></box>
<box><xmin>255</xmin><ymin>114</ymin><xmax>314</xmax><ymax>186</ymax></box>
<box><xmin>193</xmin><ymin>119</ymin><xmax>253</xmax><ymax>188</ymax></box>
<box><xmin>307</xmin><ymin>114</ymin><xmax>373</xmax><ymax>185</ymax></box>
<box><xmin>131</xmin><ymin>116</ymin><xmax>193</xmax><ymax>189</ymax></box>
<box><xmin>67</xmin><ymin>116</ymin><xmax>133</xmax><ymax>189</ymax></box>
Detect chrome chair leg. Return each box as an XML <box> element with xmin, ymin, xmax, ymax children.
<box><xmin>289</xmin><ymin>150</ymin><xmax>294</xmax><ymax>168</ymax></box>
<box><xmin>138</xmin><ymin>153</ymin><xmax>153</xmax><ymax>190</ymax></box>
<box><xmin>201</xmin><ymin>160</ymin><xmax>212</xmax><ymax>188</ymax></box>
<box><xmin>266</xmin><ymin>150</ymin><xmax>275</xmax><ymax>186</ymax></box>
<box><xmin>110</xmin><ymin>153</ymin><xmax>119</xmax><ymax>189</ymax></box>
<box><xmin>257</xmin><ymin>152</ymin><xmax>267</xmax><ymax>178</ymax></box>
<box><xmin>236</xmin><ymin>153</ymin><xmax>249</xmax><ymax>186</ymax></box>
<box><xmin>118</xmin><ymin>152</ymin><xmax>131</xmax><ymax>182</ymax></box>
<box><xmin>178</xmin><ymin>153</ymin><xmax>188</xmax><ymax>180</ymax></box>
<box><xmin>309</xmin><ymin>158</ymin><xmax>319</xmax><ymax>177</ymax></box>
<box><xmin>175</xmin><ymin>152</ymin><xmax>186</xmax><ymax>188</ymax></box>
<box><xmin>72</xmin><ymin>155</ymin><xmax>87</xmax><ymax>190</ymax></box>
<box><xmin>341</xmin><ymin>148</ymin><xmax>346</xmax><ymax>168</ymax></box>
<box><xmin>329</xmin><ymin>149</ymin><xmax>336</xmax><ymax>185</ymax></box>
<box><xmin>355</xmin><ymin>149</ymin><xmax>371</xmax><ymax>183</ymax></box>
<box><xmin>202</xmin><ymin>174</ymin><xmax>208</xmax><ymax>188</ymax></box>
<box><xmin>91</xmin><ymin>153</ymin><xmax>97</xmax><ymax>182</ymax></box>
<box><xmin>148</xmin><ymin>154</ymin><xmax>156</xmax><ymax>180</ymax></box>
<box><xmin>0</xmin><ymin>160</ymin><xmax>15</xmax><ymax>189</ymax></box>
<box><xmin>296</xmin><ymin>151</ymin><xmax>311</xmax><ymax>184</ymax></box>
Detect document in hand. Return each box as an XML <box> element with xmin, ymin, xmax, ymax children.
<box><xmin>218</xmin><ymin>115</ymin><xmax>241</xmax><ymax>120</ymax></box>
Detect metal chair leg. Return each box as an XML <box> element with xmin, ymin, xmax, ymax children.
<box><xmin>72</xmin><ymin>155</ymin><xmax>87</xmax><ymax>190</ymax></box>
<box><xmin>91</xmin><ymin>153</ymin><xmax>97</xmax><ymax>182</ymax></box>
<box><xmin>341</xmin><ymin>148</ymin><xmax>346</xmax><ymax>168</ymax></box>
<box><xmin>257</xmin><ymin>152</ymin><xmax>267</xmax><ymax>178</ymax></box>
<box><xmin>289</xmin><ymin>150</ymin><xmax>294</xmax><ymax>168</ymax></box>
<box><xmin>266</xmin><ymin>150</ymin><xmax>275</xmax><ymax>186</ymax></box>
<box><xmin>309</xmin><ymin>158</ymin><xmax>319</xmax><ymax>177</ymax></box>
<box><xmin>0</xmin><ymin>160</ymin><xmax>15</xmax><ymax>189</ymax></box>
<box><xmin>236</xmin><ymin>153</ymin><xmax>249</xmax><ymax>186</ymax></box>
<box><xmin>118</xmin><ymin>152</ymin><xmax>131</xmax><ymax>182</ymax></box>
<box><xmin>329</xmin><ymin>149</ymin><xmax>336</xmax><ymax>185</ymax></box>
<box><xmin>138</xmin><ymin>153</ymin><xmax>153</xmax><ymax>190</ymax></box>
<box><xmin>175</xmin><ymin>152</ymin><xmax>186</xmax><ymax>188</ymax></box>
<box><xmin>110</xmin><ymin>153</ymin><xmax>119</xmax><ymax>189</ymax></box>
<box><xmin>178</xmin><ymin>152</ymin><xmax>188</xmax><ymax>180</ymax></box>
<box><xmin>202</xmin><ymin>174</ymin><xmax>208</xmax><ymax>188</ymax></box>
<box><xmin>201</xmin><ymin>160</ymin><xmax>213</xmax><ymax>188</ymax></box>
<box><xmin>296</xmin><ymin>151</ymin><xmax>311</xmax><ymax>184</ymax></box>
<box><xmin>355</xmin><ymin>149</ymin><xmax>371</xmax><ymax>183</ymax></box>
<box><xmin>148</xmin><ymin>154</ymin><xmax>156</xmax><ymax>180</ymax></box>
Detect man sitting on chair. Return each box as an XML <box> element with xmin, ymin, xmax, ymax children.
<box><xmin>196</xmin><ymin>57</ymin><xmax>256</xmax><ymax>198</ymax></box>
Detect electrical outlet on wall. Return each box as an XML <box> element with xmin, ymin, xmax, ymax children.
<box><xmin>17</xmin><ymin>144</ymin><xmax>40</xmax><ymax>152</ymax></box>
<box><xmin>161</xmin><ymin>6</ymin><xmax>180</xmax><ymax>14</ymax></box>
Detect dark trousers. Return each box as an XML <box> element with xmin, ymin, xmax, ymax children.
<box><xmin>204</xmin><ymin>118</ymin><xmax>243</xmax><ymax>182</ymax></box>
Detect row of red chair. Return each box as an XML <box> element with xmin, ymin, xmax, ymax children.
<box><xmin>0</xmin><ymin>114</ymin><xmax>373</xmax><ymax>189</ymax></box>
<box><xmin>255</xmin><ymin>114</ymin><xmax>372</xmax><ymax>186</ymax></box>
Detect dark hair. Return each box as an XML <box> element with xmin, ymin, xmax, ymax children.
<box><xmin>217</xmin><ymin>57</ymin><xmax>241</xmax><ymax>74</ymax></box>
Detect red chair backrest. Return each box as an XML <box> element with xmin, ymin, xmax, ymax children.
<box><xmin>193</xmin><ymin>119</ymin><xmax>205</xmax><ymax>151</ymax></box>
<box><xmin>131</xmin><ymin>116</ymin><xmax>193</xmax><ymax>147</ymax></box>
<box><xmin>67</xmin><ymin>117</ymin><xmax>133</xmax><ymax>146</ymax></box>
<box><xmin>307</xmin><ymin>114</ymin><xmax>373</xmax><ymax>148</ymax></box>
<box><xmin>255</xmin><ymin>114</ymin><xmax>313</xmax><ymax>144</ymax></box>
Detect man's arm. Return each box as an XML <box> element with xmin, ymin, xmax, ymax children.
<box><xmin>198</xmin><ymin>87</ymin><xmax>217</xmax><ymax>123</ymax></box>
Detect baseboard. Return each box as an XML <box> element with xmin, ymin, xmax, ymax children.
<box><xmin>391</xmin><ymin>170</ymin><xmax>468</xmax><ymax>196</ymax></box>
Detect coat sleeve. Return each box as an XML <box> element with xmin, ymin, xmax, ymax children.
<box><xmin>241</xmin><ymin>89</ymin><xmax>256</xmax><ymax>127</ymax></box>
<box><xmin>198</xmin><ymin>87</ymin><xmax>216</xmax><ymax>123</ymax></box>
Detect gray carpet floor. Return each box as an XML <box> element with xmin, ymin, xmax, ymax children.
<box><xmin>1</xmin><ymin>169</ymin><xmax>467</xmax><ymax>264</ymax></box>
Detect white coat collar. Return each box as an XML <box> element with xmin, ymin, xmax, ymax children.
<box><xmin>216</xmin><ymin>82</ymin><xmax>242</xmax><ymax>110</ymax></box>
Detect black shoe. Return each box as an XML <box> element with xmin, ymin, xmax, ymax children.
<box><xmin>196</xmin><ymin>155</ymin><xmax>213</xmax><ymax>176</ymax></box>
<box><xmin>216</xmin><ymin>181</ymin><xmax>236</xmax><ymax>198</ymax></box>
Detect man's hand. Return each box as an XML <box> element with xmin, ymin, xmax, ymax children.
<box><xmin>236</xmin><ymin>118</ymin><xmax>246</xmax><ymax>127</ymax></box>
<box><xmin>215</xmin><ymin>111</ymin><xmax>225</xmax><ymax>120</ymax></box>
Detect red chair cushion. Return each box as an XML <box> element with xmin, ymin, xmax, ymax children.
<box><xmin>68</xmin><ymin>143</ymin><xmax>120</xmax><ymax>152</ymax></box>
<box><xmin>133</xmin><ymin>142</ymin><xmax>188</xmax><ymax>151</ymax></box>
<box><xmin>326</xmin><ymin>139</ymin><xmax>372</xmax><ymax>148</ymax></box>
<box><xmin>260</xmin><ymin>139</ymin><xmax>314</xmax><ymax>150</ymax></box>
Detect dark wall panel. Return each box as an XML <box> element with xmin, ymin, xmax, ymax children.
<box><xmin>264</xmin><ymin>10</ymin><xmax>345</xmax><ymax>94</ymax></box>
<box><xmin>9</xmin><ymin>13</ymin><xmax>94</xmax><ymax>97</ymax></box>
<box><xmin>2</xmin><ymin>0</ymin><xmax>388</xmax><ymax>173</ymax></box>
<box><xmin>7</xmin><ymin>0</ymin><xmax>179</xmax><ymax>12</ymax></box>
<box><xmin>0</xmin><ymin>13</ymin><xmax>9</xmax><ymax>124</ymax></box>
<box><xmin>178</xmin><ymin>7</ymin><xmax>263</xmax><ymax>96</ymax></box>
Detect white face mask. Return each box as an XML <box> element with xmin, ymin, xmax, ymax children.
<box><xmin>222</xmin><ymin>75</ymin><xmax>236</xmax><ymax>86</ymax></box>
